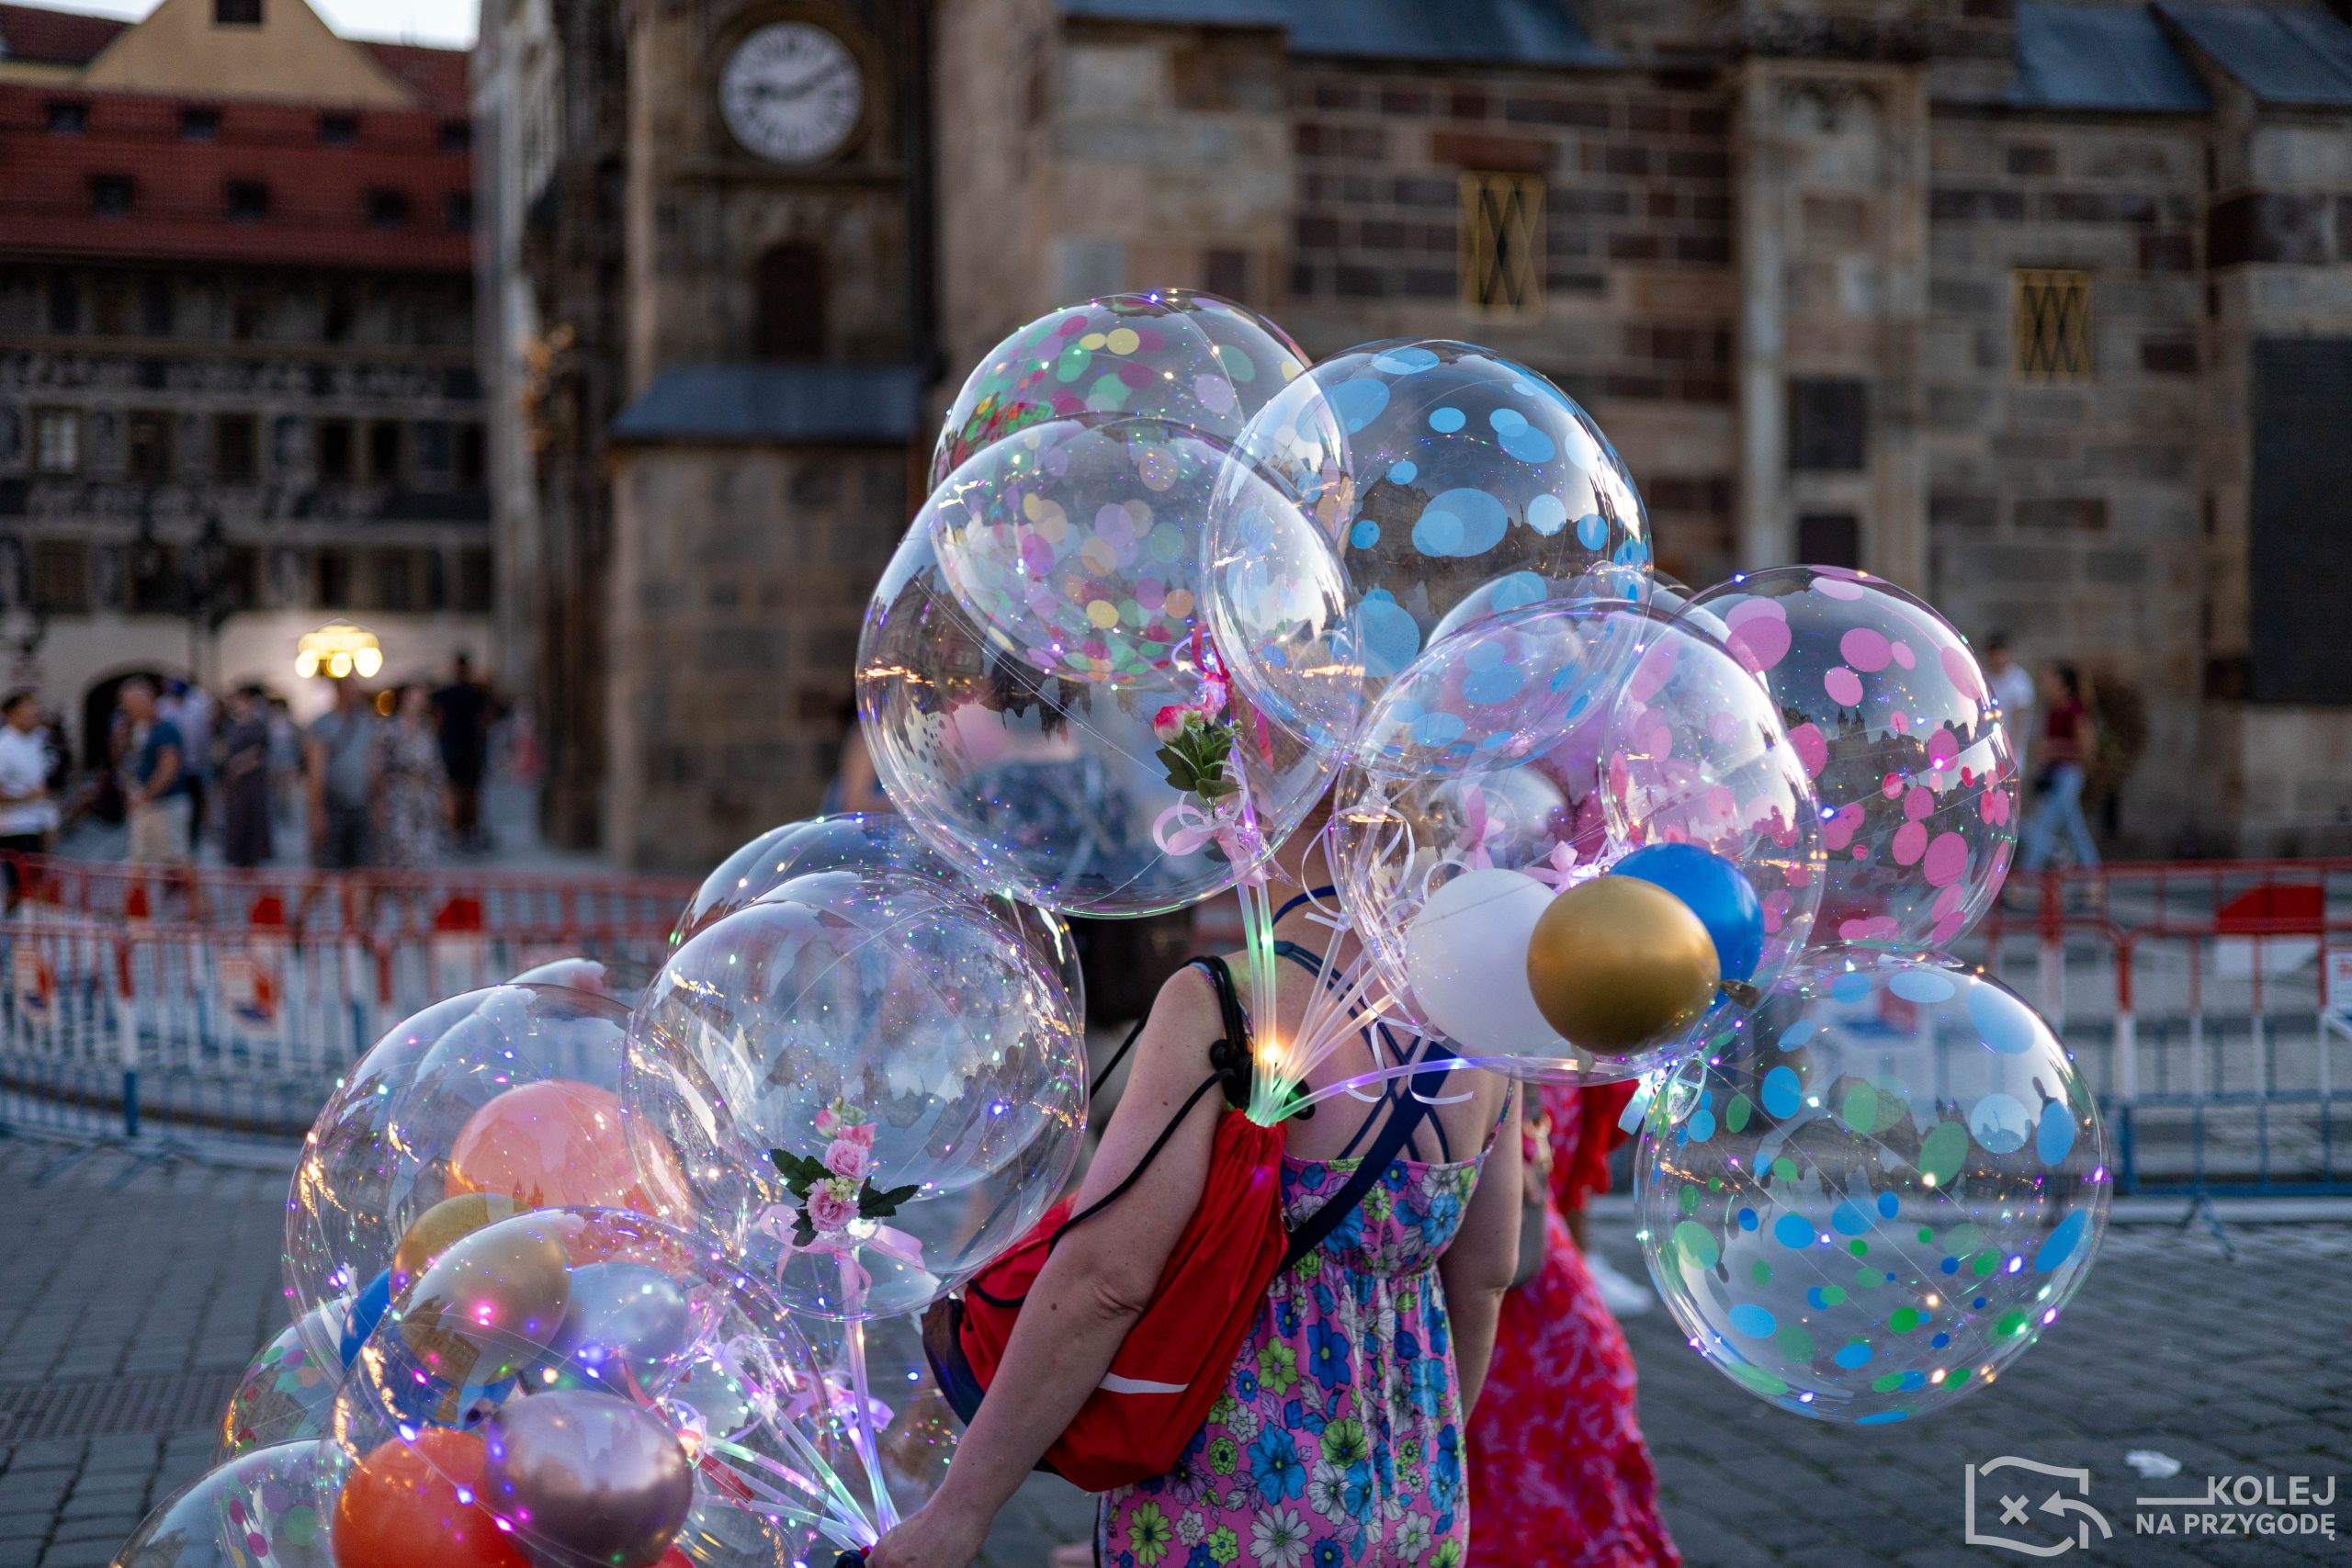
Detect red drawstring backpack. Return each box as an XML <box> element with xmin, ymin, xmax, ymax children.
<box><xmin>923</xmin><ymin>953</ymin><xmax>1452</xmax><ymax>1493</ymax></box>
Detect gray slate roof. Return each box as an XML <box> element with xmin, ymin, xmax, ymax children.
<box><xmin>611</xmin><ymin>364</ymin><xmax>925</xmax><ymax>445</ymax></box>
<box><xmin>2157</xmin><ymin>2</ymin><xmax>2352</xmax><ymax>107</ymax></box>
<box><xmin>2012</xmin><ymin>2</ymin><xmax>2212</xmax><ymax>111</ymax></box>
<box><xmin>1058</xmin><ymin>0</ymin><xmax>1614</xmax><ymax>65</ymax></box>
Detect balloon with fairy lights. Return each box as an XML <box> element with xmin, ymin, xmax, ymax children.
<box><xmin>666</xmin><ymin>812</ymin><xmax>1084</xmax><ymax>1014</ymax></box>
<box><xmin>1634</xmin><ymin>950</ymin><xmax>2109</xmax><ymax>1424</ymax></box>
<box><xmin>1335</xmin><ymin>600</ymin><xmax>1820</xmax><ymax>1079</ymax></box>
<box><xmin>284</xmin><ymin>984</ymin><xmax>695</xmax><ymax>1371</ymax></box>
<box><xmin>1688</xmin><ymin>566</ymin><xmax>2018</xmax><ymax>948</ymax></box>
<box><xmin>859</xmin><ymin>415</ymin><xmax>1356</xmax><ymax>916</ymax></box>
<box><xmin>116</xmin><ymin>1440</ymin><xmax>347</xmax><ymax>1568</ymax></box>
<box><xmin>930</xmin><ymin>290</ymin><xmax>1307</xmax><ymax>488</ymax></box>
<box><xmin>218</xmin><ymin>1306</ymin><xmax>345</xmax><ymax>1460</ymax></box>
<box><xmin>1216</xmin><ymin>339</ymin><xmax>1650</xmax><ymax>697</ymax></box>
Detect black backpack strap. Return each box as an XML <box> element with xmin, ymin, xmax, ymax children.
<box><xmin>1281</xmin><ymin>1040</ymin><xmax>1458</xmax><ymax>1269</ymax></box>
<box><xmin>1193</xmin><ymin>954</ymin><xmax>1256</xmax><ymax>1111</ymax></box>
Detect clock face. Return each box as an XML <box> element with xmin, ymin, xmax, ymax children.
<box><xmin>719</xmin><ymin>22</ymin><xmax>864</xmax><ymax>164</ymax></box>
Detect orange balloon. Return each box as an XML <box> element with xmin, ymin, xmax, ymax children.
<box><xmin>447</xmin><ymin>1080</ymin><xmax>691</xmax><ymax>1217</ymax></box>
<box><xmin>333</xmin><ymin>1428</ymin><xmax>528</xmax><ymax>1568</ymax></box>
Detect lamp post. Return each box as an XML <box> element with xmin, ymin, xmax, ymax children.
<box><xmin>296</xmin><ymin>622</ymin><xmax>383</xmax><ymax>682</ymax></box>
<box><xmin>181</xmin><ymin>515</ymin><xmax>233</xmax><ymax>688</ymax></box>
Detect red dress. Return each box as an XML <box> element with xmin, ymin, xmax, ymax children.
<box><xmin>1465</xmin><ymin>1083</ymin><xmax>1679</xmax><ymax>1567</ymax></box>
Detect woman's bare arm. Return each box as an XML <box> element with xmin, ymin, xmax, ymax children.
<box><xmin>868</xmin><ymin>968</ymin><xmax>1227</xmax><ymax>1568</ymax></box>
<box><xmin>1437</xmin><ymin>1086</ymin><xmax>1521</xmax><ymax>1415</ymax></box>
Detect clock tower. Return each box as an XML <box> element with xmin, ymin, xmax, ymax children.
<box><xmin>601</xmin><ymin>0</ymin><xmax>934</xmax><ymax>870</ymax></box>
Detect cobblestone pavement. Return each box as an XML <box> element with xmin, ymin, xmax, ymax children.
<box><xmin>1</xmin><ymin>1136</ymin><xmax>2343</xmax><ymax>1568</ymax></box>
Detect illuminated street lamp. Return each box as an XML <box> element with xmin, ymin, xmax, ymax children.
<box><xmin>296</xmin><ymin>622</ymin><xmax>384</xmax><ymax>681</ymax></box>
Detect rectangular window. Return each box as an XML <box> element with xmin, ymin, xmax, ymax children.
<box><xmin>438</xmin><ymin>119</ymin><xmax>472</xmax><ymax>152</ymax></box>
<box><xmin>47</xmin><ymin>101</ymin><xmax>86</xmax><ymax>134</ymax></box>
<box><xmin>225</xmin><ymin>179</ymin><xmax>269</xmax><ymax>221</ymax></box>
<box><xmin>412</xmin><ymin>421</ymin><xmax>451</xmax><ymax>479</ymax></box>
<box><xmin>1459</xmin><ymin>171</ymin><xmax>1544</xmax><ymax>317</ymax></box>
<box><xmin>129</xmin><ymin>543</ymin><xmax>178</xmax><ymax>613</ymax></box>
<box><xmin>424</xmin><ymin>549</ymin><xmax>449</xmax><ymax>611</ymax></box>
<box><xmin>1796</xmin><ymin>513</ymin><xmax>1862</xmax><ymax>570</ymax></box>
<box><xmin>142</xmin><ymin>275</ymin><xmax>175</xmax><ymax>336</ymax></box>
<box><xmin>317</xmin><ymin>419</ymin><xmax>355</xmax><ymax>482</ymax></box>
<box><xmin>46</xmin><ymin>275</ymin><xmax>78</xmax><ymax>333</ymax></box>
<box><xmin>323</xmin><ymin>287</ymin><xmax>356</xmax><ymax>344</ymax></box>
<box><xmin>215</xmin><ymin>0</ymin><xmax>262</xmax><ymax>22</ymax></box>
<box><xmin>89</xmin><ymin>174</ymin><xmax>134</xmax><ymax>217</ymax></box>
<box><xmin>2249</xmin><ymin>337</ymin><xmax>2352</xmax><ymax>703</ymax></box>
<box><xmin>457</xmin><ymin>546</ymin><xmax>493</xmax><ymax>612</ymax></box>
<box><xmin>2013</xmin><ymin>268</ymin><xmax>2093</xmax><ymax>381</ymax></box>
<box><xmin>368</xmin><ymin>422</ymin><xmax>401</xmax><ymax>484</ymax></box>
<box><xmin>456</xmin><ymin>424</ymin><xmax>486</xmax><ymax>487</ymax></box>
<box><xmin>127</xmin><ymin>411</ymin><xmax>173</xmax><ymax>479</ymax></box>
<box><xmin>181</xmin><ymin>107</ymin><xmax>220</xmax><ymax>141</ymax></box>
<box><xmin>32</xmin><ymin>541</ymin><xmax>88</xmax><ymax>612</ymax></box>
<box><xmin>1204</xmin><ymin>247</ymin><xmax>1250</xmax><ymax>302</ymax></box>
<box><xmin>373</xmin><ymin>549</ymin><xmax>415</xmax><ymax>612</ymax></box>
<box><xmin>1789</xmin><ymin>378</ymin><xmax>1870</xmax><ymax>471</ymax></box>
<box><xmin>32</xmin><ymin>409</ymin><xmax>79</xmax><ymax>475</ymax></box>
<box><xmin>444</xmin><ymin>191</ymin><xmax>474</xmax><ymax>231</ymax></box>
<box><xmin>364</xmin><ymin>188</ymin><xmax>410</xmax><ymax>228</ymax></box>
<box><xmin>319</xmin><ymin>112</ymin><xmax>358</xmax><ymax>146</ymax></box>
<box><xmin>227</xmin><ymin>546</ymin><xmax>261</xmax><ymax>611</ymax></box>
<box><xmin>215</xmin><ymin>412</ymin><xmax>258</xmax><ymax>483</ymax></box>
<box><xmin>317</xmin><ymin>548</ymin><xmax>352</xmax><ymax>609</ymax></box>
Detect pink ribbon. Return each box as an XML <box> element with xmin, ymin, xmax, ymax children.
<box><xmin>752</xmin><ymin>1208</ymin><xmax>928</xmax><ymax>1300</ymax></box>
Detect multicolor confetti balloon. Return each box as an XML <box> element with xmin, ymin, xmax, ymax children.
<box><xmin>1218</xmin><ymin>340</ymin><xmax>1650</xmax><ymax>692</ymax></box>
<box><xmin>219</xmin><ymin>1307</ymin><xmax>345</xmax><ymax>1460</ymax></box>
<box><xmin>931</xmin><ymin>290</ymin><xmax>1306</xmax><ymax>488</ymax></box>
<box><xmin>624</xmin><ymin>869</ymin><xmax>1085</xmax><ymax>1318</ymax></box>
<box><xmin>1686</xmin><ymin>566</ymin><xmax>2018</xmax><ymax>948</ymax></box>
<box><xmin>118</xmin><ymin>1439</ymin><xmax>345</xmax><ymax>1568</ymax></box>
<box><xmin>1634</xmin><ymin>949</ymin><xmax>2109</xmax><ymax>1424</ymax></box>
<box><xmin>861</xmin><ymin>417</ymin><xmax>1350</xmax><ymax>915</ymax></box>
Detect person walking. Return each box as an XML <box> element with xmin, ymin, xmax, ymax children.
<box><xmin>867</xmin><ymin>807</ymin><xmax>1523</xmax><ymax>1568</ymax></box>
<box><xmin>2021</xmin><ymin>663</ymin><xmax>2099</xmax><ymax>870</ymax></box>
<box><xmin>161</xmin><ymin>678</ymin><xmax>213</xmax><ymax>855</ymax></box>
<box><xmin>1983</xmin><ymin>633</ymin><xmax>2035</xmax><ymax>782</ymax></box>
<box><xmin>432</xmin><ymin>652</ymin><xmax>492</xmax><ymax>852</ymax></box>
<box><xmin>305</xmin><ymin>678</ymin><xmax>379</xmax><ymax>871</ymax></box>
<box><xmin>374</xmin><ymin>684</ymin><xmax>449</xmax><ymax>869</ymax></box>
<box><xmin>0</xmin><ymin>688</ymin><xmax>59</xmax><ymax>908</ymax></box>
<box><xmin>1465</xmin><ymin>1084</ymin><xmax>1679</xmax><ymax>1568</ymax></box>
<box><xmin>216</xmin><ymin>685</ymin><xmax>275</xmax><ymax>869</ymax></box>
<box><xmin>117</xmin><ymin>676</ymin><xmax>192</xmax><ymax>868</ymax></box>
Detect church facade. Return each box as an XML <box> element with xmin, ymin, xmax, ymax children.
<box><xmin>477</xmin><ymin>0</ymin><xmax>2352</xmax><ymax>870</ymax></box>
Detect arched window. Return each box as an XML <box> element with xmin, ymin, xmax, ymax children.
<box><xmin>753</xmin><ymin>243</ymin><xmax>827</xmax><ymax>361</ymax></box>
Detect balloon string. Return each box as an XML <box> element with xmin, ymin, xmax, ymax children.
<box><xmin>698</xmin><ymin>1436</ymin><xmax>874</xmax><ymax>1549</ymax></box>
<box><xmin>836</xmin><ymin>1258</ymin><xmax>899</xmax><ymax>1534</ymax></box>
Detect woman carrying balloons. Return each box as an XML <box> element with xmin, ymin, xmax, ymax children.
<box><xmin>868</xmin><ymin>808</ymin><xmax>1526</xmax><ymax>1568</ymax></box>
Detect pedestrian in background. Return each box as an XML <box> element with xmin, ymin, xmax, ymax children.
<box><xmin>375</xmin><ymin>683</ymin><xmax>449</xmax><ymax>869</ymax></box>
<box><xmin>2021</xmin><ymin>663</ymin><xmax>2099</xmax><ymax>870</ymax></box>
<box><xmin>160</xmin><ymin>678</ymin><xmax>213</xmax><ymax>855</ymax></box>
<box><xmin>0</xmin><ymin>688</ymin><xmax>59</xmax><ymax>909</ymax></box>
<box><xmin>433</xmin><ymin>651</ymin><xmax>492</xmax><ymax>852</ymax></box>
<box><xmin>305</xmin><ymin>678</ymin><xmax>379</xmax><ymax>871</ymax></box>
<box><xmin>216</xmin><ymin>685</ymin><xmax>275</xmax><ymax>869</ymax></box>
<box><xmin>116</xmin><ymin>676</ymin><xmax>191</xmax><ymax>867</ymax></box>
<box><xmin>1984</xmin><ymin>633</ymin><xmax>2035</xmax><ymax>782</ymax></box>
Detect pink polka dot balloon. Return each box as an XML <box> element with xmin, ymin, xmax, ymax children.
<box><xmin>1686</xmin><ymin>567</ymin><xmax>2018</xmax><ymax>949</ymax></box>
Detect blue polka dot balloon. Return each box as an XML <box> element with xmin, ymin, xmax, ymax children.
<box><xmin>1634</xmin><ymin>949</ymin><xmax>2109</xmax><ymax>1423</ymax></box>
<box><xmin>1209</xmin><ymin>340</ymin><xmax>1648</xmax><ymax>736</ymax></box>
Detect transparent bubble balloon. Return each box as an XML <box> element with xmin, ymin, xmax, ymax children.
<box><xmin>667</xmin><ymin>814</ymin><xmax>1084</xmax><ymax>1018</ymax></box>
<box><xmin>324</xmin><ymin>1230</ymin><xmax>859</xmax><ymax>1568</ymax></box>
<box><xmin>1219</xmin><ymin>340</ymin><xmax>1649</xmax><ymax>694</ymax></box>
<box><xmin>219</xmin><ymin>1304</ymin><xmax>347</xmax><ymax>1460</ymax></box>
<box><xmin>623</xmin><ymin>870</ymin><xmax>1086</xmax><ymax>1318</ymax></box>
<box><xmin>931</xmin><ymin>290</ymin><xmax>1307</xmax><ymax>487</ymax></box>
<box><xmin>1598</xmin><ymin>601</ymin><xmax>1826</xmax><ymax>987</ymax></box>
<box><xmin>1689</xmin><ymin>567</ymin><xmax>2018</xmax><ymax>948</ymax></box>
<box><xmin>800</xmin><ymin>1312</ymin><xmax>959</xmax><ymax>1520</ymax></box>
<box><xmin>1336</xmin><ymin>603</ymin><xmax>1819</xmax><ymax>1078</ymax></box>
<box><xmin>118</xmin><ymin>1440</ymin><xmax>347</xmax><ymax>1568</ymax></box>
<box><xmin>861</xmin><ymin>417</ymin><xmax>1351</xmax><ymax>915</ymax></box>
<box><xmin>508</xmin><ymin>954</ymin><xmax>662</xmax><ymax>1006</ymax></box>
<box><xmin>1634</xmin><ymin>950</ymin><xmax>2109</xmax><ymax>1424</ymax></box>
<box><xmin>285</xmin><ymin>985</ymin><xmax>695</xmax><ymax>1370</ymax></box>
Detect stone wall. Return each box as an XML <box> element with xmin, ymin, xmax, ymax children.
<box><xmin>605</xmin><ymin>443</ymin><xmax>905</xmax><ymax>871</ymax></box>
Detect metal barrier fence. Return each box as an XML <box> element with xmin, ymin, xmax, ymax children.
<box><xmin>0</xmin><ymin>917</ymin><xmax>672</xmax><ymax>1145</ymax></box>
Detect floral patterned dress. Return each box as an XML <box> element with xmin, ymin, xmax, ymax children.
<box><xmin>1464</xmin><ymin>1085</ymin><xmax>1679</xmax><ymax>1567</ymax></box>
<box><xmin>1100</xmin><ymin>1144</ymin><xmax>1490</xmax><ymax>1568</ymax></box>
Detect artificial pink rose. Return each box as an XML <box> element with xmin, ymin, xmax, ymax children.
<box><xmin>823</xmin><ymin>1138</ymin><xmax>872</xmax><ymax>1181</ymax></box>
<box><xmin>1152</xmin><ymin>705</ymin><xmax>1189</xmax><ymax>742</ymax></box>
<box><xmin>803</xmin><ymin>1182</ymin><xmax>859</xmax><ymax>1233</ymax></box>
<box><xmin>814</xmin><ymin>1105</ymin><xmax>841</xmax><ymax>1137</ymax></box>
<box><xmin>839</xmin><ymin>1122</ymin><xmax>876</xmax><ymax>1150</ymax></box>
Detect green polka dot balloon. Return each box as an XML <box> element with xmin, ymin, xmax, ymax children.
<box><xmin>116</xmin><ymin>1438</ymin><xmax>345</xmax><ymax>1567</ymax></box>
<box><xmin>1634</xmin><ymin>949</ymin><xmax>2109</xmax><ymax>1423</ymax></box>
<box><xmin>217</xmin><ymin>1305</ymin><xmax>345</xmax><ymax>1460</ymax></box>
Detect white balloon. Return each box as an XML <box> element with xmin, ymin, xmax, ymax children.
<box><xmin>1401</xmin><ymin>867</ymin><xmax>1567</xmax><ymax>1054</ymax></box>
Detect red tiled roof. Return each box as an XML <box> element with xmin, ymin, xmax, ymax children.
<box><xmin>361</xmin><ymin>40</ymin><xmax>469</xmax><ymax>118</ymax></box>
<box><xmin>0</xmin><ymin>81</ymin><xmax>473</xmax><ymax>271</ymax></box>
<box><xmin>0</xmin><ymin>3</ymin><xmax>127</xmax><ymax>66</ymax></box>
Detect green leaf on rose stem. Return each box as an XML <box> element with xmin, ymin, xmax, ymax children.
<box><xmin>862</xmin><ymin>1180</ymin><xmax>921</xmax><ymax>1219</ymax></box>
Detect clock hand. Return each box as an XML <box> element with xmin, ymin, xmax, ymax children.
<box><xmin>743</xmin><ymin>70</ymin><xmax>843</xmax><ymax>107</ymax></box>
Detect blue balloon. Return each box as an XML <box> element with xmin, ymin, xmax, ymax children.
<box><xmin>340</xmin><ymin>1267</ymin><xmax>393</xmax><ymax>1367</ymax></box>
<box><xmin>1611</xmin><ymin>842</ymin><xmax>1765</xmax><ymax>982</ymax></box>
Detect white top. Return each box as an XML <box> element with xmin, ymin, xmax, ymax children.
<box><xmin>0</xmin><ymin>725</ymin><xmax>57</xmax><ymax>836</ymax></box>
<box><xmin>1989</xmin><ymin>664</ymin><xmax>2036</xmax><ymax>770</ymax></box>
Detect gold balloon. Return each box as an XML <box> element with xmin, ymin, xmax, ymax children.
<box><xmin>390</xmin><ymin>1192</ymin><xmax>525</xmax><ymax>1296</ymax></box>
<box><xmin>399</xmin><ymin>1215</ymin><xmax>573</xmax><ymax>1388</ymax></box>
<box><xmin>1524</xmin><ymin>875</ymin><xmax>1720</xmax><ymax>1057</ymax></box>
